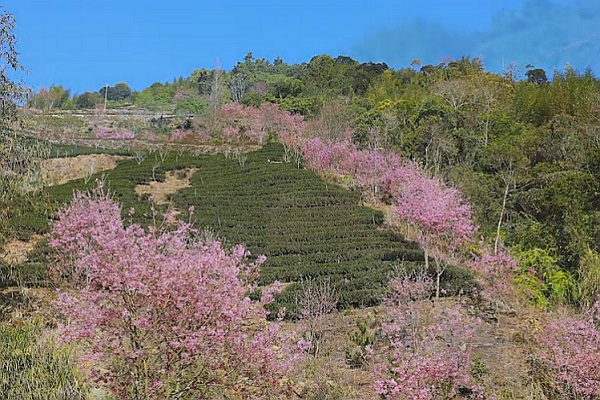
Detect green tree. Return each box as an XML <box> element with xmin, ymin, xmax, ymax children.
<box><xmin>512</xmin><ymin>81</ymin><xmax>553</xmax><ymax>126</ymax></box>
<box><xmin>302</xmin><ymin>54</ymin><xmax>383</xmax><ymax>98</ymax></box>
<box><xmin>511</xmin><ymin>164</ymin><xmax>599</xmax><ymax>272</ymax></box>
<box><xmin>516</xmin><ymin>248</ymin><xmax>578</xmax><ymax>306</ymax></box>
<box><xmin>189</xmin><ymin>68</ymin><xmax>214</xmax><ymax>96</ymax></box>
<box><xmin>28</xmin><ymin>85</ymin><xmax>70</xmax><ymax>110</ymax></box>
<box><xmin>353</xmin><ymin>61</ymin><xmax>388</xmax><ymax>95</ymax></box>
<box><xmin>0</xmin><ymin>7</ymin><xmax>50</xmax><ymax>208</ymax></box>
<box><xmin>0</xmin><ymin>7</ymin><xmax>27</xmax><ymax>130</ymax></box>
<box><xmin>74</xmin><ymin>91</ymin><xmax>102</xmax><ymax>109</ymax></box>
<box><xmin>268</xmin><ymin>75</ymin><xmax>304</xmax><ymax>99</ymax></box>
<box><xmin>579</xmin><ymin>247</ymin><xmax>600</xmax><ymax>306</ymax></box>
<box><xmin>99</xmin><ymin>82</ymin><xmax>132</xmax><ymax>101</ymax></box>
<box><xmin>228</xmin><ymin>52</ymin><xmax>264</xmax><ymax>100</ymax></box>
<box><xmin>302</xmin><ymin>54</ymin><xmax>340</xmax><ymax>96</ymax></box>
<box><xmin>133</xmin><ymin>82</ymin><xmax>176</xmax><ymax>110</ymax></box>
<box><xmin>525</xmin><ymin>67</ymin><xmax>548</xmax><ymax>85</ymax></box>
<box><xmin>227</xmin><ymin>53</ymin><xmax>305</xmax><ymax>103</ymax></box>
<box><xmin>365</xmin><ymin>69</ymin><xmax>420</xmax><ymax>105</ymax></box>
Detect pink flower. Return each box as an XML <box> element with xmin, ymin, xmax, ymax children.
<box><xmin>50</xmin><ymin>182</ymin><xmax>302</xmax><ymax>397</ymax></box>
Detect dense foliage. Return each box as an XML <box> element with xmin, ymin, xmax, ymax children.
<box><xmin>4</xmin><ymin>142</ymin><xmax>437</xmax><ymax>314</ymax></box>
<box><xmin>169</xmin><ymin>143</ymin><xmax>434</xmax><ymax>313</ymax></box>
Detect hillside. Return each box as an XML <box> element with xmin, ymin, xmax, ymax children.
<box><xmin>0</xmin><ymin>141</ymin><xmax>544</xmax><ymax>399</ymax></box>
<box><xmin>4</xmin><ymin>0</ymin><xmax>600</xmax><ymax>395</ymax></box>
<box><xmin>2</xmin><ymin>142</ymin><xmax>435</xmax><ymax>314</ymax></box>
<box><xmin>3</xmin><ymin>29</ymin><xmax>600</xmax><ymax>400</ymax></box>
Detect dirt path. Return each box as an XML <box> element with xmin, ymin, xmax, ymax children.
<box><xmin>135</xmin><ymin>168</ymin><xmax>197</xmax><ymax>204</ymax></box>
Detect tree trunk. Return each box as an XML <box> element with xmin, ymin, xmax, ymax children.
<box><xmin>494</xmin><ymin>175</ymin><xmax>511</xmax><ymax>255</ymax></box>
<box><xmin>434</xmin><ymin>256</ymin><xmax>443</xmax><ymax>300</ymax></box>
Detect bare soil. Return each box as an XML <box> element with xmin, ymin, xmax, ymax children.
<box><xmin>0</xmin><ymin>235</ymin><xmax>43</xmax><ymax>265</ymax></box>
<box><xmin>41</xmin><ymin>154</ymin><xmax>128</xmax><ymax>186</ymax></box>
<box><xmin>291</xmin><ymin>296</ymin><xmax>543</xmax><ymax>399</ymax></box>
<box><xmin>134</xmin><ymin>168</ymin><xmax>197</xmax><ymax>204</ymax></box>
<box><xmin>291</xmin><ymin>307</ymin><xmax>381</xmax><ymax>399</ymax></box>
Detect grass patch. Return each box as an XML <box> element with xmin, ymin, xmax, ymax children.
<box><xmin>0</xmin><ymin>319</ymin><xmax>88</xmax><ymax>399</ymax></box>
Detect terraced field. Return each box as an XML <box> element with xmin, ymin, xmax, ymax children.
<box><xmin>3</xmin><ymin>143</ymin><xmax>481</xmax><ymax>315</ymax></box>
<box><xmin>168</xmin><ymin>143</ymin><xmax>424</xmax><ymax>312</ymax></box>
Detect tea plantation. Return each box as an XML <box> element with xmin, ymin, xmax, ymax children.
<box><xmin>168</xmin><ymin>143</ymin><xmax>425</xmax><ymax>312</ymax></box>
<box><xmin>3</xmin><ymin>143</ymin><xmax>479</xmax><ymax>314</ymax></box>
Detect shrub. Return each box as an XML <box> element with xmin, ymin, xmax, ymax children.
<box><xmin>345</xmin><ymin>319</ymin><xmax>376</xmax><ymax>368</ymax></box>
<box><xmin>579</xmin><ymin>247</ymin><xmax>600</xmax><ymax>306</ymax></box>
<box><xmin>295</xmin><ymin>276</ymin><xmax>338</xmax><ymax>357</ymax></box>
<box><xmin>541</xmin><ymin>299</ymin><xmax>600</xmax><ymax>399</ymax></box>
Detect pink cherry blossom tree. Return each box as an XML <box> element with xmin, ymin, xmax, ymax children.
<box><xmin>282</xmin><ymin>126</ymin><xmax>477</xmax><ymax>300</ymax></box>
<box><xmin>394</xmin><ymin>172</ymin><xmax>475</xmax><ymax>298</ymax></box>
<box><xmin>540</xmin><ymin>299</ymin><xmax>600</xmax><ymax>399</ymax></box>
<box><xmin>469</xmin><ymin>248</ymin><xmax>517</xmax><ymax>298</ymax></box>
<box><xmin>95</xmin><ymin>125</ymin><xmax>135</xmax><ymax>140</ymax></box>
<box><xmin>50</xmin><ymin>182</ymin><xmax>301</xmax><ymax>399</ymax></box>
<box><xmin>216</xmin><ymin>102</ymin><xmax>307</xmax><ymax>145</ymax></box>
<box><xmin>353</xmin><ymin>149</ymin><xmax>390</xmax><ymax>201</ymax></box>
<box><xmin>375</xmin><ymin>270</ymin><xmax>482</xmax><ymax>399</ymax></box>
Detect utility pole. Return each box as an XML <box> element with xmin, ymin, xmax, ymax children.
<box><xmin>209</xmin><ymin>58</ymin><xmax>222</xmax><ymax>110</ymax></box>
<box><xmin>104</xmin><ymin>83</ymin><xmax>108</xmax><ymax>112</ymax></box>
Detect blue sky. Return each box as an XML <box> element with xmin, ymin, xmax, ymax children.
<box><xmin>6</xmin><ymin>0</ymin><xmax>597</xmax><ymax>94</ymax></box>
